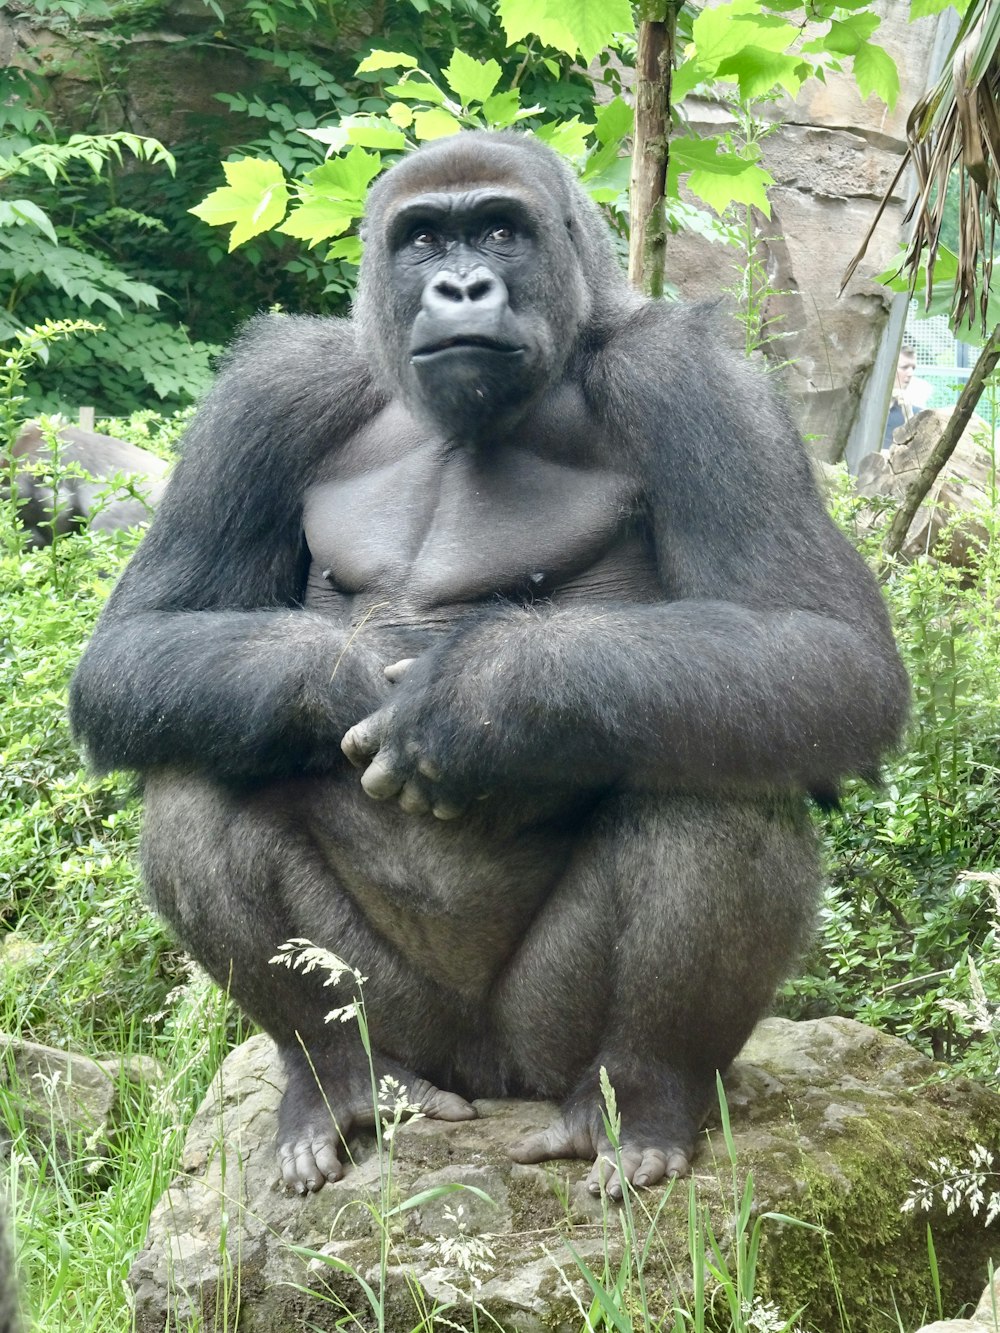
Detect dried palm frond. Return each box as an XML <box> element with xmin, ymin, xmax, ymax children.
<box><xmin>843</xmin><ymin>0</ymin><xmax>1000</xmax><ymax>335</ymax></box>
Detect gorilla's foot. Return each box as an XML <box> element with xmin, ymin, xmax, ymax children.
<box><xmin>509</xmin><ymin>1068</ymin><xmax>703</xmax><ymax>1200</ymax></box>
<box><xmin>277</xmin><ymin>1049</ymin><xmax>476</xmax><ymax>1194</ymax></box>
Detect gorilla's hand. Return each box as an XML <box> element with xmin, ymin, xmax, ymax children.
<box><xmin>341</xmin><ymin>655</ymin><xmax>482</xmax><ymax>818</ymax></box>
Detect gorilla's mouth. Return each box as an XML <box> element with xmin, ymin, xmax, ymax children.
<box><xmin>411</xmin><ymin>336</ymin><xmax>524</xmax><ymax>360</ymax></box>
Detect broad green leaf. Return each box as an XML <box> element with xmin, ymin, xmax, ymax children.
<box><xmin>303</xmin><ymin>148</ymin><xmax>383</xmax><ymax>200</ymax></box>
<box><xmin>189</xmin><ymin>158</ymin><xmax>289</xmax><ymax>251</ymax></box>
<box><xmin>277</xmin><ymin>199</ymin><xmax>358</xmax><ymax>247</ymax></box>
<box><xmin>327</xmin><ymin>235</ymin><xmax>363</xmax><ymax>265</ymax></box>
<box><xmin>482</xmin><ymin>90</ymin><xmax>523</xmax><ymax>127</ymax></box>
<box><xmin>686</xmin><ymin>157</ymin><xmax>773</xmax><ymax>216</ymax></box>
<box><xmin>498</xmin><ymin>0</ymin><xmax>633</xmax><ymax>62</ymax></box>
<box><xmin>534</xmin><ymin>116</ymin><xmax>592</xmax><ymax>161</ymax></box>
<box><xmin>716</xmin><ymin>46</ymin><xmax>807</xmax><ymax>98</ymax></box>
<box><xmin>823</xmin><ymin>13</ymin><xmax>881</xmax><ymax>56</ymax></box>
<box><xmin>444</xmin><ymin>50</ymin><xmax>502</xmax><ymax>106</ymax></box>
<box><xmin>876</xmin><ymin>244</ymin><xmax>959</xmax><ymax>290</ymax></box>
<box><xmin>387</xmin><ymin>101</ymin><xmax>414</xmax><ymax>128</ymax></box>
<box><xmin>384</xmin><ymin>77</ymin><xmax>449</xmax><ymax>107</ymax></box>
<box><xmin>300</xmin><ymin>126</ymin><xmax>349</xmax><ymax>153</ymax></box>
<box><xmin>909</xmin><ymin>0</ymin><xmax>970</xmax><ymax>16</ymax></box>
<box><xmin>0</xmin><ymin>198</ymin><xmax>57</xmax><ymax>242</ymax></box>
<box><xmin>413</xmin><ymin>108</ymin><xmax>462</xmax><ymax>141</ymax></box>
<box><xmin>580</xmin><ymin>133</ymin><xmax>624</xmax><ymax>182</ymax></box>
<box><xmin>356</xmin><ymin>50</ymin><xmax>419</xmax><ymax>74</ymax></box>
<box><xmin>691</xmin><ymin>3</ymin><xmax>799</xmax><ymax>67</ymax></box>
<box><xmin>582</xmin><ymin>153</ymin><xmax>631</xmax><ymax>204</ymax></box>
<box><xmin>853</xmin><ymin>40</ymin><xmax>900</xmax><ymax>107</ymax></box>
<box><xmin>668</xmin><ymin>138</ymin><xmax>773</xmax><ymax>217</ymax></box>
<box><xmin>340</xmin><ymin>115</ymin><xmax>408</xmax><ymax>150</ymax></box>
<box><xmin>594</xmin><ymin>95</ymin><xmax>632</xmax><ymax>146</ymax></box>
<box><xmin>672</xmin><ymin>55</ymin><xmax>712</xmax><ymax>102</ymax></box>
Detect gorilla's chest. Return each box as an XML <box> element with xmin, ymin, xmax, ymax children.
<box><xmin>303</xmin><ymin>429</ymin><xmax>645</xmax><ymax>620</ymax></box>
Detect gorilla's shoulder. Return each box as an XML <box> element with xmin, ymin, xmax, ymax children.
<box><xmin>221</xmin><ymin>313</ymin><xmax>366</xmax><ymax>380</ymax></box>
<box><xmin>602</xmin><ymin>300</ymin><xmax>742</xmax><ymax>367</ymax></box>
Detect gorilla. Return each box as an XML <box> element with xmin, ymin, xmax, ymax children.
<box><xmin>69</xmin><ymin>131</ymin><xmax>908</xmax><ymax>1198</ymax></box>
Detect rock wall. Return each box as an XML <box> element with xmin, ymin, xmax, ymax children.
<box><xmin>666</xmin><ymin>2</ymin><xmax>958</xmax><ymax>462</ymax></box>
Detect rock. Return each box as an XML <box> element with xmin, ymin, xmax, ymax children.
<box><xmin>7</xmin><ymin>420</ymin><xmax>169</xmax><ymax>547</ymax></box>
<box><xmin>129</xmin><ymin>1017</ymin><xmax>1000</xmax><ymax>1333</ymax></box>
<box><xmin>0</xmin><ymin>1035</ymin><xmax>160</xmax><ymax>1167</ymax></box>
<box><xmin>855</xmin><ymin>408</ymin><xmax>992</xmax><ymax>568</ymax></box>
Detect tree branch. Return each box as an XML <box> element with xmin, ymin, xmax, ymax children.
<box><xmin>628</xmin><ymin>3</ymin><xmax>678</xmax><ymax>297</ymax></box>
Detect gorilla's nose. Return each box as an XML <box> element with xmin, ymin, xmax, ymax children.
<box><xmin>425</xmin><ymin>267</ymin><xmax>507</xmax><ymax>316</ymax></box>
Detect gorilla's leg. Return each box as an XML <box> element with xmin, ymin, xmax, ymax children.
<box><xmin>141</xmin><ymin>773</ymin><xmax>476</xmax><ymax>1194</ymax></box>
<box><xmin>502</xmin><ymin>792</ymin><xmax>819</xmax><ymax>1196</ymax></box>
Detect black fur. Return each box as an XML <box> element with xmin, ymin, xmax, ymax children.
<box><xmin>70</xmin><ymin>131</ymin><xmax>908</xmax><ymax>1197</ymax></box>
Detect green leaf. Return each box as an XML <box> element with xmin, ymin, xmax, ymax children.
<box><xmin>277</xmin><ymin>199</ymin><xmax>357</xmax><ymax>247</ymax></box>
<box><xmin>303</xmin><ymin>148</ymin><xmax>383</xmax><ymax>200</ymax></box>
<box><xmin>691</xmin><ymin>3</ymin><xmax>799</xmax><ymax>67</ymax></box>
<box><xmin>497</xmin><ymin>0</ymin><xmax>633</xmax><ymax>62</ymax></box>
<box><xmin>356</xmin><ymin>50</ymin><xmax>419</xmax><ymax>74</ymax></box>
<box><xmin>823</xmin><ymin>13</ymin><xmax>881</xmax><ymax>55</ymax></box>
<box><xmin>412</xmin><ymin>108</ymin><xmax>462</xmax><ymax>141</ymax></box>
<box><xmin>668</xmin><ymin>137</ymin><xmax>773</xmax><ymax>217</ymax></box>
<box><xmin>384</xmin><ymin>77</ymin><xmax>449</xmax><ymax>107</ymax></box>
<box><xmin>594</xmin><ymin>95</ymin><xmax>632</xmax><ymax>146</ymax></box>
<box><xmin>481</xmin><ymin>89</ymin><xmax>523</xmax><ymax>127</ymax></box>
<box><xmin>443</xmin><ymin>50</ymin><xmax>502</xmax><ymax>106</ymax></box>
<box><xmin>853</xmin><ymin>41</ymin><xmax>900</xmax><ymax>108</ymax></box>
<box><xmin>387</xmin><ymin>101</ymin><xmax>415</xmax><ymax>128</ymax></box>
<box><xmin>189</xmin><ymin>158</ymin><xmax>289</xmax><ymax>251</ymax></box>
<box><xmin>533</xmin><ymin>116</ymin><xmax>593</xmax><ymax>161</ymax></box>
<box><xmin>340</xmin><ymin>115</ymin><xmax>408</xmax><ymax>150</ymax></box>
<box><xmin>326</xmin><ymin>235</ymin><xmax>363</xmax><ymax>265</ymax></box>
<box><xmin>909</xmin><ymin>0</ymin><xmax>969</xmax><ymax>16</ymax></box>
<box><xmin>0</xmin><ymin>199</ymin><xmax>57</xmax><ymax>242</ymax></box>
<box><xmin>716</xmin><ymin>46</ymin><xmax>807</xmax><ymax>98</ymax></box>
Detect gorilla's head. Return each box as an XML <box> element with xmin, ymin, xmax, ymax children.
<box><xmin>354</xmin><ymin>132</ymin><xmax>630</xmax><ymax>440</ymax></box>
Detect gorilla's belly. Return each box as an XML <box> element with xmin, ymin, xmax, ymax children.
<box><xmin>297</xmin><ymin>772</ymin><xmax>587</xmax><ymax>993</ymax></box>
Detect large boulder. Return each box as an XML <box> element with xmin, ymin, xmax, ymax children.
<box><xmin>855</xmin><ymin>408</ymin><xmax>992</xmax><ymax>567</ymax></box>
<box><xmin>129</xmin><ymin>1017</ymin><xmax>1000</xmax><ymax>1333</ymax></box>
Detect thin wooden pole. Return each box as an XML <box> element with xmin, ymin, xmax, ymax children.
<box><xmin>628</xmin><ymin>3</ymin><xmax>678</xmax><ymax>297</ymax></box>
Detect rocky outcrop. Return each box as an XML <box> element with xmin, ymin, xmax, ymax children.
<box><xmin>855</xmin><ymin>408</ymin><xmax>992</xmax><ymax>567</ymax></box>
<box><xmin>127</xmin><ymin>1017</ymin><xmax>1000</xmax><ymax>1333</ymax></box>
<box><xmin>0</xmin><ymin>1035</ymin><xmax>160</xmax><ymax>1167</ymax></box>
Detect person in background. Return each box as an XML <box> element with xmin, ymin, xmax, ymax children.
<box><xmin>882</xmin><ymin>345</ymin><xmax>933</xmax><ymax>451</ymax></box>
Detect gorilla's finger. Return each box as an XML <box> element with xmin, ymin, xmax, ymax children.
<box><xmin>398</xmin><ymin>778</ymin><xmax>431</xmax><ymax>815</ymax></box>
<box><xmin>384</xmin><ymin>657</ymin><xmax>417</xmax><ymax>683</ymax></box>
<box><xmin>432</xmin><ymin>798</ymin><xmax>467</xmax><ymax>821</ymax></box>
<box><xmin>341</xmin><ymin>715</ymin><xmax>383</xmax><ymax>767</ymax></box>
<box><xmin>361</xmin><ymin>753</ymin><xmax>407</xmax><ymax>799</ymax></box>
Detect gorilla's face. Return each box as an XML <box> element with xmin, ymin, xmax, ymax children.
<box><xmin>356</xmin><ymin>137</ymin><xmax>594</xmax><ymax>440</ymax></box>
<box><xmin>392</xmin><ymin>188</ymin><xmax>544</xmax><ymax>427</ymax></box>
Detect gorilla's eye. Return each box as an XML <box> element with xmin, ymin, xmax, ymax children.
<box><xmin>410</xmin><ymin>228</ymin><xmax>440</xmax><ymax>249</ymax></box>
<box><xmin>485</xmin><ymin>224</ymin><xmax>515</xmax><ymax>244</ymax></box>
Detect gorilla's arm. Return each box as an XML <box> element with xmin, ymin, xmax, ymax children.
<box><xmin>345</xmin><ymin>308</ymin><xmax>908</xmax><ymax>804</ymax></box>
<box><xmin>70</xmin><ymin>316</ymin><xmax>391</xmax><ymax>779</ymax></box>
